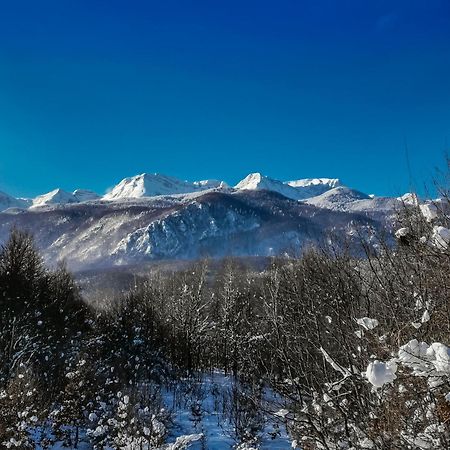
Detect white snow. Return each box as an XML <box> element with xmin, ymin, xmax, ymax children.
<box><xmin>421</xmin><ymin>310</ymin><xmax>430</xmax><ymax>323</ymax></box>
<box><xmin>397</xmin><ymin>339</ymin><xmax>430</xmax><ymax>374</ymax></box>
<box><xmin>34</xmin><ymin>373</ymin><xmax>292</xmax><ymax>449</ymax></box>
<box><xmin>31</xmin><ymin>188</ymin><xmax>79</xmax><ymax>208</ymax></box>
<box><xmin>431</xmin><ymin>226</ymin><xmax>450</xmax><ymax>250</ymax></box>
<box><xmin>235</xmin><ymin>173</ymin><xmax>301</xmax><ymax>200</ymax></box>
<box><xmin>365</xmin><ymin>360</ymin><xmax>397</xmax><ymax>388</ymax></box>
<box><xmin>359</xmin><ymin>438</ymin><xmax>375</xmax><ymax>448</ymax></box>
<box><xmin>193</xmin><ymin>179</ymin><xmax>228</xmax><ymax>189</ymax></box>
<box><xmin>73</xmin><ymin>189</ymin><xmax>101</xmax><ymax>202</ymax></box>
<box><xmin>397</xmin><ymin>339</ymin><xmax>450</xmax><ymax>386</ymax></box>
<box><xmin>235</xmin><ymin>173</ymin><xmax>340</xmax><ymax>201</ymax></box>
<box><xmin>0</xmin><ymin>191</ymin><xmax>31</xmax><ymax>212</ymax></box>
<box><xmin>104</xmin><ymin>173</ymin><xmax>227</xmax><ymax>200</ymax></box>
<box><xmin>274</xmin><ymin>408</ymin><xmax>290</xmax><ymax>418</ymax></box>
<box><xmin>395</xmin><ymin>227</ymin><xmax>410</xmax><ymax>239</ymax></box>
<box><xmin>428</xmin><ymin>343</ymin><xmax>450</xmax><ymax>373</ymax></box>
<box><xmin>397</xmin><ymin>192</ymin><xmax>420</xmax><ymax>206</ymax></box>
<box><xmin>1</xmin><ymin>171</ymin><xmax>434</xmax><ymax>220</ymax></box>
<box><xmin>305</xmin><ymin>187</ymin><xmax>380</xmax><ymax>212</ymax></box>
<box><xmin>285</xmin><ymin>178</ymin><xmax>341</xmax><ymax>189</ymax></box>
<box><xmin>320</xmin><ymin>347</ymin><xmax>351</xmax><ymax>377</ymax></box>
<box><xmin>166</xmin><ymin>434</ymin><xmax>203</xmax><ymax>450</ymax></box>
<box><xmin>157</xmin><ymin>373</ymin><xmax>291</xmax><ymax>449</ymax></box>
<box><xmin>356</xmin><ymin>317</ymin><xmax>379</xmax><ymax>330</ymax></box>
<box><xmin>420</xmin><ymin>203</ymin><xmax>439</xmax><ymax>222</ymax></box>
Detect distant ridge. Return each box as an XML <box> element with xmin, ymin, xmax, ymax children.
<box><xmin>0</xmin><ymin>171</ymin><xmax>420</xmax><ymax>268</ymax></box>
<box><xmin>0</xmin><ymin>171</ymin><xmax>417</xmax><ymax>213</ymax></box>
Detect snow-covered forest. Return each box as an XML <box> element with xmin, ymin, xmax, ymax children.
<box><xmin>0</xmin><ymin>186</ymin><xmax>449</xmax><ymax>449</ymax></box>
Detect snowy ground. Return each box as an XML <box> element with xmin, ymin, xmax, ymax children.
<box><xmin>32</xmin><ymin>372</ymin><xmax>292</xmax><ymax>449</ymax></box>
<box><xmin>163</xmin><ymin>373</ymin><xmax>291</xmax><ymax>449</ymax></box>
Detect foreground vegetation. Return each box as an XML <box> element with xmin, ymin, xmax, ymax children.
<box><xmin>0</xmin><ymin>189</ymin><xmax>449</xmax><ymax>448</ymax></box>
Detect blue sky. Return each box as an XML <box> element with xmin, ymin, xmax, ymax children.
<box><xmin>0</xmin><ymin>0</ymin><xmax>449</xmax><ymax>198</ymax></box>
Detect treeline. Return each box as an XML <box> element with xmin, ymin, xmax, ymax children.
<box><xmin>0</xmin><ymin>191</ymin><xmax>449</xmax><ymax>449</ymax></box>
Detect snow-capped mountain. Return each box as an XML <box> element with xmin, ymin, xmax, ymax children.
<box><xmin>0</xmin><ymin>191</ymin><xmax>31</xmax><ymax>212</ymax></box>
<box><xmin>306</xmin><ymin>186</ymin><xmax>370</xmax><ymax>209</ymax></box>
<box><xmin>0</xmin><ymin>171</ymin><xmax>414</xmax><ymax>269</ymax></box>
<box><xmin>32</xmin><ymin>188</ymin><xmax>100</xmax><ymax>208</ymax></box>
<box><xmin>104</xmin><ymin>173</ymin><xmax>227</xmax><ymax>200</ymax></box>
<box><xmin>1</xmin><ymin>172</ymin><xmax>351</xmax><ymax>210</ymax></box>
<box><xmin>73</xmin><ymin>189</ymin><xmax>101</xmax><ymax>202</ymax></box>
<box><xmin>31</xmin><ymin>188</ymin><xmax>79</xmax><ymax>208</ymax></box>
<box><xmin>234</xmin><ymin>173</ymin><xmax>342</xmax><ymax>201</ymax></box>
<box><xmin>286</xmin><ymin>178</ymin><xmax>342</xmax><ymax>197</ymax></box>
<box><xmin>286</xmin><ymin>178</ymin><xmax>341</xmax><ymax>188</ymax></box>
<box><xmin>235</xmin><ymin>173</ymin><xmax>292</xmax><ymax>192</ymax></box>
<box><xmin>306</xmin><ymin>186</ymin><xmax>401</xmax><ymax>215</ymax></box>
<box><xmin>0</xmin><ymin>189</ymin><xmax>388</xmax><ymax>270</ymax></box>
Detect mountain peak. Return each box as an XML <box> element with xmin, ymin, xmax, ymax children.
<box><xmin>0</xmin><ymin>171</ymin><xmax>379</xmax><ymax>210</ymax></box>
<box><xmin>306</xmin><ymin>186</ymin><xmax>373</xmax><ymax>211</ymax></box>
<box><xmin>235</xmin><ymin>173</ymin><xmax>344</xmax><ymax>201</ymax></box>
<box><xmin>286</xmin><ymin>178</ymin><xmax>341</xmax><ymax>189</ymax></box>
<box><xmin>104</xmin><ymin>173</ymin><xmax>227</xmax><ymax>200</ymax></box>
<box><xmin>0</xmin><ymin>191</ymin><xmax>30</xmax><ymax>212</ymax></box>
<box><xmin>234</xmin><ymin>173</ymin><xmax>267</xmax><ymax>190</ymax></box>
<box><xmin>31</xmin><ymin>188</ymin><xmax>78</xmax><ymax>208</ymax></box>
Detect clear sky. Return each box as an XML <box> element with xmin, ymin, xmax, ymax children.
<box><xmin>0</xmin><ymin>0</ymin><xmax>449</xmax><ymax>198</ymax></box>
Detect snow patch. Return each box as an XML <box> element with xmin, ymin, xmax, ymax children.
<box><xmin>365</xmin><ymin>360</ymin><xmax>397</xmax><ymax>388</ymax></box>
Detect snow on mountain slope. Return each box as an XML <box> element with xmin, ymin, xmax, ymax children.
<box><xmin>73</xmin><ymin>189</ymin><xmax>101</xmax><ymax>202</ymax></box>
<box><xmin>286</xmin><ymin>178</ymin><xmax>341</xmax><ymax>189</ymax></box>
<box><xmin>235</xmin><ymin>173</ymin><xmax>308</xmax><ymax>200</ymax></box>
<box><xmin>235</xmin><ymin>173</ymin><xmax>341</xmax><ymax>201</ymax></box>
<box><xmin>193</xmin><ymin>179</ymin><xmax>228</xmax><ymax>189</ymax></box>
<box><xmin>0</xmin><ymin>191</ymin><xmax>30</xmax><ymax>212</ymax></box>
<box><xmin>306</xmin><ymin>186</ymin><xmax>400</xmax><ymax>214</ymax></box>
<box><xmin>0</xmin><ymin>188</ymin><xmax>100</xmax><ymax>212</ymax></box>
<box><xmin>307</xmin><ymin>186</ymin><xmax>370</xmax><ymax>205</ymax></box>
<box><xmin>111</xmin><ymin>198</ymin><xmax>261</xmax><ymax>262</ymax></box>
<box><xmin>31</xmin><ymin>188</ymin><xmax>79</xmax><ymax>208</ymax></box>
<box><xmin>0</xmin><ymin>190</ymin><xmax>384</xmax><ymax>270</ymax></box>
<box><xmin>285</xmin><ymin>178</ymin><xmax>342</xmax><ymax>198</ymax></box>
<box><xmin>235</xmin><ymin>173</ymin><xmax>276</xmax><ymax>190</ymax></box>
<box><xmin>2</xmin><ymin>172</ymin><xmax>427</xmax><ymax>217</ymax></box>
<box><xmin>0</xmin><ymin>173</ymin><xmax>406</xmax><ymax>269</ymax></box>
<box><xmin>104</xmin><ymin>173</ymin><xmax>227</xmax><ymax>200</ymax></box>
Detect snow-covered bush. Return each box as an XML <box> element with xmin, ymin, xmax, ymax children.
<box><xmin>0</xmin><ymin>366</ymin><xmax>42</xmax><ymax>449</ymax></box>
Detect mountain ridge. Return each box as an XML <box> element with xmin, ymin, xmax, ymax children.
<box><xmin>0</xmin><ymin>188</ymin><xmax>388</xmax><ymax>270</ymax></box>
<box><xmin>1</xmin><ymin>171</ymin><xmax>350</xmax><ymax>211</ymax></box>
<box><xmin>0</xmin><ymin>171</ymin><xmax>422</xmax><ymax>269</ymax></box>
